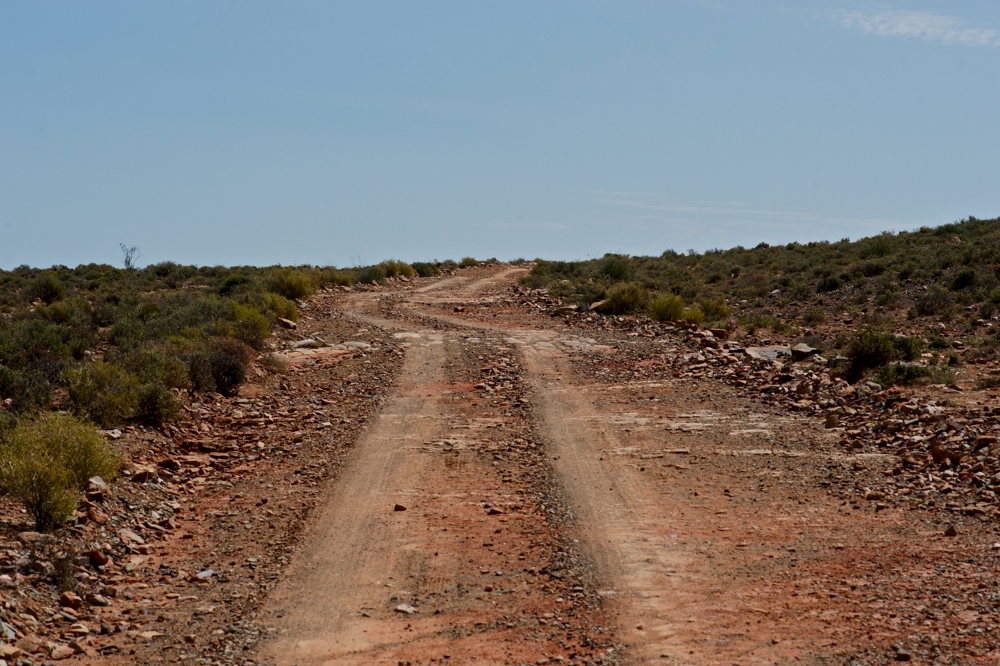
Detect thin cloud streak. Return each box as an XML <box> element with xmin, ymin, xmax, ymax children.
<box><xmin>587</xmin><ymin>190</ymin><xmax>897</xmax><ymax>228</ymax></box>
<box><xmin>836</xmin><ymin>10</ymin><xmax>1000</xmax><ymax>47</ymax></box>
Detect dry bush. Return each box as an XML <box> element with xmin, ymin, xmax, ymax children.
<box><xmin>0</xmin><ymin>412</ymin><xmax>120</xmax><ymax>530</ymax></box>
<box><xmin>65</xmin><ymin>361</ymin><xmax>138</xmax><ymax>428</ymax></box>
<box><xmin>599</xmin><ymin>283</ymin><xmax>647</xmax><ymax>315</ymax></box>
<box><xmin>647</xmin><ymin>293</ymin><xmax>685</xmax><ymax>322</ymax></box>
<box><xmin>269</xmin><ymin>268</ymin><xmax>315</xmax><ymax>300</ymax></box>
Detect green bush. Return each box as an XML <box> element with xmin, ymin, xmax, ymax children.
<box><xmin>911</xmin><ymin>289</ymin><xmax>953</xmax><ymax>318</ymax></box>
<box><xmin>260</xmin><ymin>292</ymin><xmax>299</xmax><ymax>322</ymax></box>
<box><xmin>24</xmin><ymin>271</ymin><xmax>65</xmax><ymax>305</ymax></box>
<box><xmin>114</xmin><ymin>348</ymin><xmax>189</xmax><ymax>389</ymax></box>
<box><xmin>208</xmin><ymin>351</ymin><xmax>245</xmax><ymax>396</ymax></box>
<box><xmin>218</xmin><ymin>302</ymin><xmax>270</xmax><ymax>349</ymax></box>
<box><xmin>0</xmin><ymin>412</ymin><xmax>120</xmax><ymax>531</ymax></box>
<box><xmin>892</xmin><ymin>334</ymin><xmax>922</xmax><ymax>361</ymax></box>
<box><xmin>803</xmin><ymin>308</ymin><xmax>826</xmax><ymax>326</ymax></box>
<box><xmin>681</xmin><ymin>307</ymin><xmax>705</xmax><ymax>325</ymax></box>
<box><xmin>739</xmin><ymin>313</ymin><xmax>793</xmax><ymax>335</ymax></box>
<box><xmin>65</xmin><ymin>362</ymin><xmax>139</xmax><ymax>427</ymax></box>
<box><xmin>0</xmin><ymin>365</ymin><xmax>52</xmax><ymax>413</ymax></box>
<box><xmin>184</xmin><ymin>353</ymin><xmax>216</xmax><ymax>393</ymax></box>
<box><xmin>599</xmin><ymin>282</ymin><xmax>647</xmax><ymax>315</ymax></box>
<box><xmin>218</xmin><ymin>274</ymin><xmax>253</xmax><ymax>296</ymax></box>
<box><xmin>209</xmin><ymin>336</ymin><xmax>256</xmax><ymax>367</ymax></box>
<box><xmin>353</xmin><ymin>265</ymin><xmax>387</xmax><ymax>285</ymax></box>
<box><xmin>874</xmin><ymin>363</ymin><xmax>954</xmax><ymax>388</ymax></box>
<box><xmin>183</xmin><ymin>351</ymin><xmax>246</xmax><ymax>396</ymax></box>
<box><xmin>597</xmin><ymin>254</ymin><xmax>631</xmax><ymax>282</ymax></box>
<box><xmin>268</xmin><ymin>269</ymin><xmax>315</xmax><ymax>301</ymax></box>
<box><xmin>845</xmin><ymin>328</ymin><xmax>922</xmax><ymax>382</ymax></box>
<box><xmin>647</xmin><ymin>293</ymin><xmax>685</xmax><ymax>322</ymax></box>
<box><xmin>459</xmin><ymin>257</ymin><xmax>481</xmax><ymax>268</ymax></box>
<box><xmin>698</xmin><ymin>295</ymin><xmax>731</xmax><ymax>321</ymax></box>
<box><xmin>380</xmin><ymin>260</ymin><xmax>416</xmax><ymax>278</ymax></box>
<box><xmin>411</xmin><ymin>262</ymin><xmax>439</xmax><ymax>278</ymax></box>
<box><xmin>951</xmin><ymin>268</ymin><xmax>977</xmax><ymax>291</ymax></box>
<box><xmin>135</xmin><ymin>383</ymin><xmax>180</xmax><ymax>426</ymax></box>
<box><xmin>816</xmin><ymin>275</ymin><xmax>841</xmax><ymax>293</ymax></box>
<box><xmin>37</xmin><ymin>297</ymin><xmax>91</xmax><ymax>325</ymax></box>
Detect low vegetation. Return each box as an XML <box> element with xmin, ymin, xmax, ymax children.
<box><xmin>523</xmin><ymin>217</ymin><xmax>1000</xmax><ymax>326</ymax></box>
<box><xmin>0</xmin><ymin>259</ymin><xmax>461</xmax><ymax>432</ymax></box>
<box><xmin>0</xmin><ymin>413</ymin><xmax>119</xmax><ymax>530</ymax></box>
<box><xmin>523</xmin><ymin>216</ymin><xmax>1000</xmax><ymax>385</ymax></box>
<box><xmin>0</xmin><ymin>255</ymin><xmax>472</xmax><ymax>529</ymax></box>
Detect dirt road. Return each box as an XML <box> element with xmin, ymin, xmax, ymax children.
<box><xmin>260</xmin><ymin>267</ymin><xmax>998</xmax><ymax>665</ymax></box>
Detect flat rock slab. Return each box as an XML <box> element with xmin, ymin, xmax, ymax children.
<box><xmin>279</xmin><ymin>348</ymin><xmax>354</xmax><ymax>366</ymax></box>
<box><xmin>745</xmin><ymin>346</ymin><xmax>792</xmax><ymax>360</ymax></box>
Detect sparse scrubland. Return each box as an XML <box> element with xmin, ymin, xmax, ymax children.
<box><xmin>1</xmin><ymin>230</ymin><xmax>1000</xmax><ymax>664</ymax></box>
<box><xmin>3</xmin><ymin>217</ymin><xmax>1000</xmax><ymax>528</ymax></box>
<box><xmin>523</xmin><ymin>216</ymin><xmax>1000</xmax><ymax>388</ymax></box>
<box><xmin>0</xmin><ymin>258</ymin><xmax>480</xmax><ymax>529</ymax></box>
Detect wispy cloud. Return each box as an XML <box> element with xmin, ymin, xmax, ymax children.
<box><xmin>836</xmin><ymin>10</ymin><xmax>1000</xmax><ymax>47</ymax></box>
<box><xmin>585</xmin><ymin>190</ymin><xmax>895</xmax><ymax>228</ymax></box>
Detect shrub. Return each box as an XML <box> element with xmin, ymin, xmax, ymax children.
<box><xmin>599</xmin><ymin>282</ymin><xmax>646</xmax><ymax>315</ymax></box>
<box><xmin>134</xmin><ymin>383</ymin><xmax>180</xmax><ymax>426</ymax></box>
<box><xmin>209</xmin><ymin>336</ymin><xmax>256</xmax><ymax>367</ymax></box>
<box><xmin>739</xmin><ymin>313</ymin><xmax>793</xmax><ymax>335</ymax></box>
<box><xmin>928</xmin><ymin>334</ymin><xmax>949</xmax><ymax>350</ymax></box>
<box><xmin>0</xmin><ymin>412</ymin><xmax>120</xmax><ymax>531</ymax></box>
<box><xmin>208</xmin><ymin>351</ymin><xmax>246</xmax><ymax>396</ymax></box>
<box><xmin>911</xmin><ymin>289</ymin><xmax>953</xmax><ymax>318</ymax></box>
<box><xmin>803</xmin><ymin>308</ymin><xmax>826</xmax><ymax>326</ymax></box>
<box><xmin>260</xmin><ymin>292</ymin><xmax>298</xmax><ymax>322</ymax></box>
<box><xmin>218</xmin><ymin>274</ymin><xmax>253</xmax><ymax>296</ymax></box>
<box><xmin>183</xmin><ymin>351</ymin><xmax>246</xmax><ymax>396</ymax></box>
<box><xmin>380</xmin><ymin>260</ymin><xmax>416</xmax><ymax>278</ymax></box>
<box><xmin>597</xmin><ymin>254</ymin><xmax>631</xmax><ymax>282</ymax></box>
<box><xmin>37</xmin><ymin>297</ymin><xmax>91</xmax><ymax>325</ymax></box>
<box><xmin>459</xmin><ymin>257</ymin><xmax>480</xmax><ymax>268</ymax></box>
<box><xmin>0</xmin><ymin>366</ymin><xmax>52</xmax><ymax>413</ymax></box>
<box><xmin>844</xmin><ymin>328</ymin><xmax>922</xmax><ymax>382</ymax></box>
<box><xmin>951</xmin><ymin>268</ymin><xmax>977</xmax><ymax>291</ymax></box>
<box><xmin>874</xmin><ymin>290</ymin><xmax>899</xmax><ymax>308</ymax></box>
<box><xmin>816</xmin><ymin>275</ymin><xmax>841</xmax><ymax>293</ymax></box>
<box><xmin>114</xmin><ymin>349</ymin><xmax>189</xmax><ymax>389</ymax></box>
<box><xmin>681</xmin><ymin>307</ymin><xmax>705</xmax><ymax>325</ymax></box>
<box><xmin>892</xmin><ymin>334</ymin><xmax>922</xmax><ymax>361</ymax></box>
<box><xmin>184</xmin><ymin>353</ymin><xmax>216</xmax><ymax>393</ymax></box>
<box><xmin>268</xmin><ymin>269</ymin><xmax>314</xmax><ymax>301</ymax></box>
<box><xmin>875</xmin><ymin>363</ymin><xmax>955</xmax><ymax>388</ymax></box>
<box><xmin>874</xmin><ymin>363</ymin><xmax>930</xmax><ymax>387</ymax></box>
<box><xmin>353</xmin><ymin>265</ymin><xmax>386</xmax><ymax>285</ymax></box>
<box><xmin>226</xmin><ymin>303</ymin><xmax>270</xmax><ymax>349</ymax></box>
<box><xmin>24</xmin><ymin>271</ymin><xmax>65</xmax><ymax>305</ymax></box>
<box><xmin>699</xmin><ymin>295</ymin><xmax>731</xmax><ymax>321</ymax></box>
<box><xmin>65</xmin><ymin>362</ymin><xmax>139</xmax><ymax>428</ymax></box>
<box><xmin>647</xmin><ymin>293</ymin><xmax>685</xmax><ymax>322</ymax></box>
<box><xmin>411</xmin><ymin>262</ymin><xmax>439</xmax><ymax>278</ymax></box>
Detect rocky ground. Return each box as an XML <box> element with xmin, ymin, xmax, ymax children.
<box><xmin>2</xmin><ymin>266</ymin><xmax>1000</xmax><ymax>665</ymax></box>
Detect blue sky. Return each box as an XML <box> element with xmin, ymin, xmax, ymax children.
<box><xmin>2</xmin><ymin>1</ymin><xmax>999</xmax><ymax>269</ymax></box>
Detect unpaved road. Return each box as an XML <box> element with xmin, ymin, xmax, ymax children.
<box><xmin>261</xmin><ymin>267</ymin><xmax>992</xmax><ymax>665</ymax></box>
